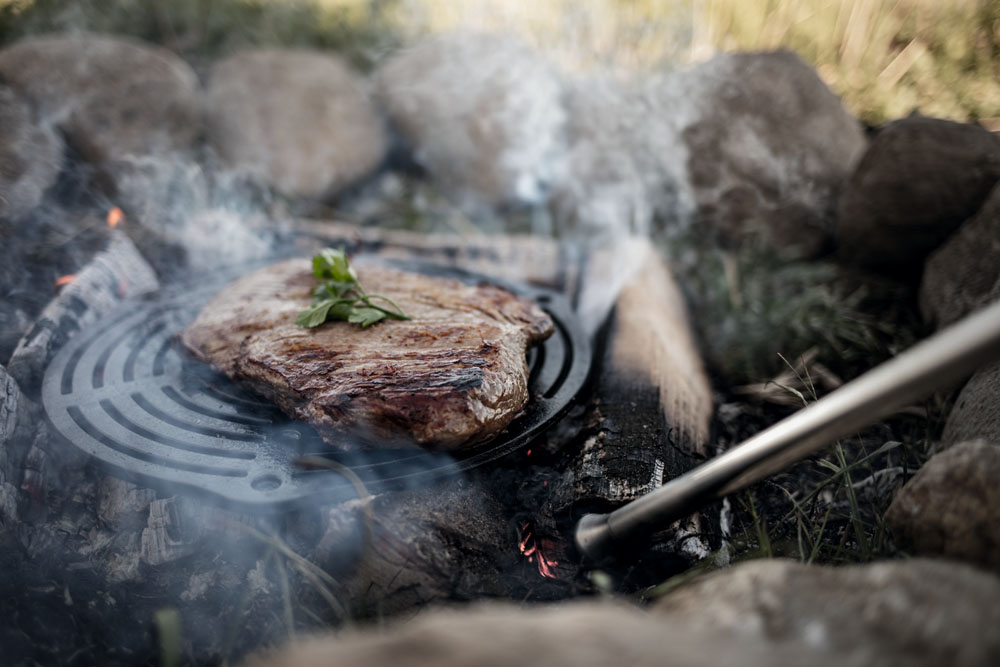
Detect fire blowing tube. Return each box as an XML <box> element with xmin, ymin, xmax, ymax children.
<box><xmin>574</xmin><ymin>298</ymin><xmax>1000</xmax><ymax>562</ymax></box>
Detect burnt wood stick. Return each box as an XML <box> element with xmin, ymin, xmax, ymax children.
<box><xmin>313</xmin><ymin>483</ymin><xmax>521</xmax><ymax>620</ymax></box>
<box><xmin>7</xmin><ymin>229</ymin><xmax>159</xmax><ymax>393</ymax></box>
<box><xmin>0</xmin><ymin>364</ymin><xmax>33</xmax><ymax>523</ymax></box>
<box><xmin>560</xmin><ymin>239</ymin><xmax>714</xmax><ymax>558</ymax></box>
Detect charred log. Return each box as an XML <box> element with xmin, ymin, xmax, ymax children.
<box><xmin>7</xmin><ymin>229</ymin><xmax>158</xmax><ymax>393</ymax></box>
<box><xmin>0</xmin><ymin>365</ymin><xmax>33</xmax><ymax>523</ymax></box>
<box><xmin>555</xmin><ymin>240</ymin><xmax>716</xmax><ymax>560</ymax></box>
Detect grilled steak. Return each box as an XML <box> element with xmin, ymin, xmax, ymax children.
<box><xmin>180</xmin><ymin>259</ymin><xmax>554</xmax><ymax>450</ymax></box>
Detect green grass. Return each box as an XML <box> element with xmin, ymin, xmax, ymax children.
<box><xmin>0</xmin><ymin>0</ymin><xmax>403</xmax><ymax>69</ymax></box>
<box><xmin>668</xmin><ymin>234</ymin><xmax>924</xmax><ymax>387</ymax></box>
<box><xmin>707</xmin><ymin>350</ymin><xmax>938</xmax><ymax>574</ymax></box>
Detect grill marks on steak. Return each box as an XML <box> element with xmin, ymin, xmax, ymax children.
<box><xmin>180</xmin><ymin>259</ymin><xmax>554</xmax><ymax>450</ymax></box>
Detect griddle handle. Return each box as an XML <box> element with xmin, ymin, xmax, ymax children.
<box><xmin>574</xmin><ymin>298</ymin><xmax>1000</xmax><ymax>563</ymax></box>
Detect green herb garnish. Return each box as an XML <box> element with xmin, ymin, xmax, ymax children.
<box><xmin>295</xmin><ymin>248</ymin><xmax>410</xmax><ymax>328</ymax></box>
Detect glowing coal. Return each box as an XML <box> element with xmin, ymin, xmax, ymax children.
<box><xmin>519</xmin><ymin>520</ymin><xmax>562</xmax><ymax>580</ymax></box>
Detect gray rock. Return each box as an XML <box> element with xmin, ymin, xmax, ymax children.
<box><xmin>0</xmin><ymin>83</ymin><xmax>63</xmax><ymax>220</ymax></box>
<box><xmin>936</xmin><ymin>279</ymin><xmax>1000</xmax><ymax>448</ymax></box>
<box><xmin>680</xmin><ymin>50</ymin><xmax>867</xmax><ymax>257</ymax></box>
<box><xmin>836</xmin><ymin>117</ymin><xmax>1000</xmax><ymax>275</ymax></box>
<box><xmin>242</xmin><ymin>600</ymin><xmax>839</xmax><ymax>667</ymax></box>
<box><xmin>885</xmin><ymin>440</ymin><xmax>1000</xmax><ymax>573</ymax></box>
<box><xmin>652</xmin><ymin>558</ymin><xmax>1000</xmax><ymax>667</ymax></box>
<box><xmin>942</xmin><ymin>361</ymin><xmax>1000</xmax><ymax>447</ymax></box>
<box><xmin>0</xmin><ymin>33</ymin><xmax>200</xmax><ymax>165</ymax></box>
<box><xmin>245</xmin><ymin>560</ymin><xmax>1000</xmax><ymax>667</ymax></box>
<box><xmin>376</xmin><ymin>33</ymin><xmax>566</xmax><ymax>206</ymax></box>
<box><xmin>204</xmin><ymin>49</ymin><xmax>387</xmax><ymax>199</ymax></box>
<box><xmin>920</xmin><ymin>182</ymin><xmax>1000</xmax><ymax>329</ymax></box>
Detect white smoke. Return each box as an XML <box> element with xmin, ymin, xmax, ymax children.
<box><xmin>112</xmin><ymin>152</ymin><xmax>276</xmax><ymax>269</ymax></box>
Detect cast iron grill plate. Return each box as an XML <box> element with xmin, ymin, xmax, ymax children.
<box><xmin>41</xmin><ymin>261</ymin><xmax>590</xmax><ymax>512</ymax></box>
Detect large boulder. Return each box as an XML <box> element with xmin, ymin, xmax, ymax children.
<box><xmin>941</xmin><ymin>361</ymin><xmax>1000</xmax><ymax>447</ymax></box>
<box><xmin>652</xmin><ymin>558</ymin><xmax>1000</xmax><ymax>667</ymax></box>
<box><xmin>204</xmin><ymin>49</ymin><xmax>388</xmax><ymax>200</ymax></box>
<box><xmin>885</xmin><ymin>440</ymin><xmax>1000</xmax><ymax>574</ymax></box>
<box><xmin>920</xmin><ymin>182</ymin><xmax>1000</xmax><ymax>329</ymax></box>
<box><xmin>0</xmin><ymin>33</ymin><xmax>200</xmax><ymax>165</ymax></box>
<box><xmin>936</xmin><ymin>278</ymin><xmax>1000</xmax><ymax>447</ymax></box>
<box><xmin>0</xmin><ymin>83</ymin><xmax>63</xmax><ymax>221</ymax></box>
<box><xmin>243</xmin><ymin>600</ymin><xmax>838</xmax><ymax>667</ymax></box>
<box><xmin>244</xmin><ymin>559</ymin><xmax>1000</xmax><ymax>667</ymax></box>
<box><xmin>678</xmin><ymin>50</ymin><xmax>867</xmax><ymax>257</ymax></box>
<box><xmin>836</xmin><ymin>117</ymin><xmax>1000</xmax><ymax>276</ymax></box>
<box><xmin>376</xmin><ymin>33</ymin><xmax>566</xmax><ymax>207</ymax></box>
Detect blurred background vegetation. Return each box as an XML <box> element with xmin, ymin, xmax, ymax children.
<box><xmin>1</xmin><ymin>0</ymin><xmax>997</xmax><ymax>125</ymax></box>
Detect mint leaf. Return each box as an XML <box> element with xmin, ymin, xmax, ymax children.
<box><xmin>297</xmin><ymin>248</ymin><xmax>410</xmax><ymax>328</ymax></box>
<box><xmin>296</xmin><ymin>300</ymin><xmax>335</xmax><ymax>328</ymax></box>
<box><xmin>347</xmin><ymin>307</ymin><xmax>387</xmax><ymax>327</ymax></box>
<box><xmin>312</xmin><ymin>281</ymin><xmax>356</xmax><ymax>301</ymax></box>
<box><xmin>327</xmin><ymin>302</ymin><xmax>355</xmax><ymax>321</ymax></box>
<box><xmin>314</xmin><ymin>248</ymin><xmax>356</xmax><ymax>283</ymax></box>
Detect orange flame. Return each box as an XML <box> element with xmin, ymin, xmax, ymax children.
<box><xmin>107</xmin><ymin>206</ymin><xmax>124</xmax><ymax>228</ymax></box>
<box><xmin>54</xmin><ymin>274</ymin><xmax>76</xmax><ymax>287</ymax></box>
<box><xmin>519</xmin><ymin>521</ymin><xmax>560</xmax><ymax>579</ymax></box>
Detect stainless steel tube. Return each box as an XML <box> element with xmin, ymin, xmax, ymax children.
<box><xmin>574</xmin><ymin>298</ymin><xmax>1000</xmax><ymax>562</ymax></box>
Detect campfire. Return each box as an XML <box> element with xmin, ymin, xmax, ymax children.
<box><xmin>2</xmin><ymin>4</ymin><xmax>1000</xmax><ymax>666</ymax></box>
<box><xmin>1</xmin><ymin>68</ymin><xmax>717</xmax><ymax>662</ymax></box>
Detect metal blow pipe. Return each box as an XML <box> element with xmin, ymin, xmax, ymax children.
<box><xmin>574</xmin><ymin>298</ymin><xmax>1000</xmax><ymax>562</ymax></box>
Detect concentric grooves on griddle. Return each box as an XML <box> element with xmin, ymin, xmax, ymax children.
<box><xmin>42</xmin><ymin>264</ymin><xmax>591</xmax><ymax>512</ymax></box>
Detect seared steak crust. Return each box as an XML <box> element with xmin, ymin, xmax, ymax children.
<box><xmin>180</xmin><ymin>259</ymin><xmax>554</xmax><ymax>450</ymax></box>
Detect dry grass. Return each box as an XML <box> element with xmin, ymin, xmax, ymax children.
<box><xmin>356</xmin><ymin>0</ymin><xmax>1000</xmax><ymax>123</ymax></box>
<box><xmin>2</xmin><ymin>0</ymin><xmax>996</xmax><ymax>122</ymax></box>
<box><xmin>691</xmin><ymin>0</ymin><xmax>1000</xmax><ymax>124</ymax></box>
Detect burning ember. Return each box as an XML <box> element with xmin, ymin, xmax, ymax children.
<box><xmin>54</xmin><ymin>274</ymin><xmax>76</xmax><ymax>287</ymax></box>
<box><xmin>106</xmin><ymin>206</ymin><xmax>124</xmax><ymax>228</ymax></box>
<box><xmin>519</xmin><ymin>521</ymin><xmax>561</xmax><ymax>579</ymax></box>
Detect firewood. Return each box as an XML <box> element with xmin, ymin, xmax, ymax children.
<box><xmin>313</xmin><ymin>482</ymin><xmax>517</xmax><ymax>619</ymax></box>
<box><xmin>0</xmin><ymin>364</ymin><xmax>32</xmax><ymax>522</ymax></box>
<box><xmin>7</xmin><ymin>229</ymin><xmax>159</xmax><ymax>393</ymax></box>
<box><xmin>562</xmin><ymin>239</ymin><xmax>715</xmax><ymax>557</ymax></box>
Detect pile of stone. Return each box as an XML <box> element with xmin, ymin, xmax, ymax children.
<box><xmin>0</xmin><ymin>31</ymin><xmax>871</xmax><ymax>245</ymax></box>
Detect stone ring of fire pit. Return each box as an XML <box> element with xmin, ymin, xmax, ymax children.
<box><xmin>41</xmin><ymin>261</ymin><xmax>591</xmax><ymax>512</ymax></box>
